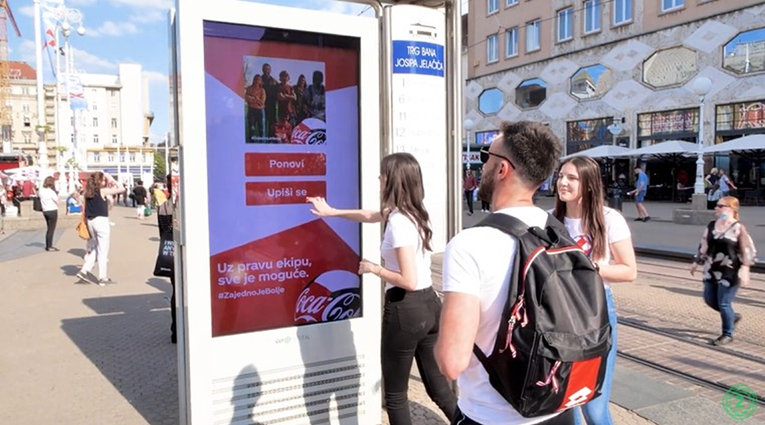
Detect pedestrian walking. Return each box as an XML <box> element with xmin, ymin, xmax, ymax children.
<box><xmin>627</xmin><ymin>166</ymin><xmax>650</xmax><ymax>222</ymax></box>
<box><xmin>307</xmin><ymin>152</ymin><xmax>457</xmax><ymax>425</ymax></box>
<box><xmin>691</xmin><ymin>196</ymin><xmax>756</xmax><ymax>346</ymax></box>
<box><xmin>77</xmin><ymin>172</ymin><xmax>124</xmax><ymax>286</ymax></box>
<box><xmin>553</xmin><ymin>156</ymin><xmax>637</xmax><ymax>425</ymax></box>
<box><xmin>464</xmin><ymin>169</ymin><xmax>477</xmax><ymax>215</ymax></box>
<box><xmin>132</xmin><ymin>180</ymin><xmax>148</xmax><ymax>219</ymax></box>
<box><xmin>435</xmin><ymin>121</ymin><xmax>574</xmax><ymax>425</ymax></box>
<box><xmin>38</xmin><ymin>176</ymin><xmax>60</xmax><ymax>252</ymax></box>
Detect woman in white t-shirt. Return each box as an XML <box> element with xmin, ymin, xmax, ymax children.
<box><xmin>552</xmin><ymin>156</ymin><xmax>637</xmax><ymax>425</ymax></box>
<box><xmin>307</xmin><ymin>153</ymin><xmax>457</xmax><ymax>425</ymax></box>
<box><xmin>39</xmin><ymin>176</ymin><xmax>60</xmax><ymax>252</ymax></box>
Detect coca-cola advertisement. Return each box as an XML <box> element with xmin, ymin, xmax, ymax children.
<box><xmin>204</xmin><ymin>21</ymin><xmax>361</xmax><ymax>336</ymax></box>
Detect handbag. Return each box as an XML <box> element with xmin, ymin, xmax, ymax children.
<box><xmin>144</xmin><ymin>204</ymin><xmax>152</xmax><ymax>217</ymax></box>
<box><xmin>153</xmin><ymin>232</ymin><xmax>175</xmax><ymax>277</ymax></box>
<box><xmin>76</xmin><ymin>197</ymin><xmax>91</xmax><ymax>240</ymax></box>
<box><xmin>32</xmin><ymin>197</ymin><xmax>42</xmax><ymax>212</ymax></box>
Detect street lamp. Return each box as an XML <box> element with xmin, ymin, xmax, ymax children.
<box><xmin>45</xmin><ymin>3</ymin><xmax>86</xmax><ymax>193</ymax></box>
<box><xmin>690</xmin><ymin>76</ymin><xmax>712</xmax><ymax>195</ymax></box>
<box><xmin>464</xmin><ymin>118</ymin><xmax>474</xmax><ymax>169</ymax></box>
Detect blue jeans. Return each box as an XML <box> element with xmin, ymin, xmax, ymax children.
<box><xmin>574</xmin><ymin>286</ymin><xmax>617</xmax><ymax>425</ymax></box>
<box><xmin>703</xmin><ymin>280</ymin><xmax>740</xmax><ymax>337</ymax></box>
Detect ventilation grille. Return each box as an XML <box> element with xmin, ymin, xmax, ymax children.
<box><xmin>212</xmin><ymin>356</ymin><xmax>365</xmax><ymax>425</ymax></box>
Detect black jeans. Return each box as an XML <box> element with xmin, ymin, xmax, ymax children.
<box><xmin>464</xmin><ymin>190</ymin><xmax>474</xmax><ymax>214</ymax></box>
<box><xmin>170</xmin><ymin>273</ymin><xmax>177</xmax><ymax>341</ymax></box>
<box><xmin>43</xmin><ymin>210</ymin><xmax>58</xmax><ymax>249</ymax></box>
<box><xmin>481</xmin><ymin>200</ymin><xmax>490</xmax><ymax>211</ymax></box>
<box><xmin>382</xmin><ymin>287</ymin><xmax>457</xmax><ymax>425</ymax></box>
<box><xmin>452</xmin><ymin>407</ymin><xmax>575</xmax><ymax>425</ymax></box>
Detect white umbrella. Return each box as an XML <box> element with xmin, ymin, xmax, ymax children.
<box><xmin>704</xmin><ymin>134</ymin><xmax>765</xmax><ymax>189</ymax></box>
<box><xmin>562</xmin><ymin>145</ymin><xmax>633</xmax><ymax>160</ymax></box>
<box><xmin>628</xmin><ymin>140</ymin><xmax>700</xmax><ymax>157</ymax></box>
<box><xmin>702</xmin><ymin>134</ymin><xmax>765</xmax><ymax>154</ymax></box>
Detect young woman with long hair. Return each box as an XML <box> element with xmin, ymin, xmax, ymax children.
<box><xmin>38</xmin><ymin>176</ymin><xmax>60</xmax><ymax>251</ymax></box>
<box><xmin>307</xmin><ymin>153</ymin><xmax>456</xmax><ymax>425</ymax></box>
<box><xmin>77</xmin><ymin>172</ymin><xmax>124</xmax><ymax>286</ymax></box>
<box><xmin>691</xmin><ymin>196</ymin><xmax>755</xmax><ymax>346</ymax></box>
<box><xmin>552</xmin><ymin>156</ymin><xmax>637</xmax><ymax>425</ymax></box>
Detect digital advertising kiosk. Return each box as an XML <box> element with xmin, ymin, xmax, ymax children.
<box><xmin>171</xmin><ymin>2</ymin><xmax>382</xmax><ymax>423</ymax></box>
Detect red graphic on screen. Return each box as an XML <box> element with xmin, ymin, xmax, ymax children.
<box><xmin>210</xmin><ymin>219</ymin><xmax>360</xmax><ymax>336</ymax></box>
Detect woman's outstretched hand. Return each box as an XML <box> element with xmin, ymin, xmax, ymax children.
<box><xmin>307</xmin><ymin>196</ymin><xmax>335</xmax><ymax>217</ymax></box>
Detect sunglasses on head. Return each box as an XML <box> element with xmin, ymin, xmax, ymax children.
<box><xmin>480</xmin><ymin>147</ymin><xmax>516</xmax><ymax>169</ymax></box>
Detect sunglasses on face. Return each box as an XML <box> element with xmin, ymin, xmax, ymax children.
<box><xmin>480</xmin><ymin>147</ymin><xmax>516</xmax><ymax>169</ymax></box>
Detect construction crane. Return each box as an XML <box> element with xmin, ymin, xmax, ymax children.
<box><xmin>0</xmin><ymin>0</ymin><xmax>21</xmax><ymax>152</ymax></box>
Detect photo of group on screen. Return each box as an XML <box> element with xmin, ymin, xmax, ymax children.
<box><xmin>244</xmin><ymin>62</ymin><xmax>326</xmax><ymax>144</ymax></box>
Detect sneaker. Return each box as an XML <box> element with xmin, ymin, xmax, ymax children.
<box><xmin>45</xmin><ymin>247</ymin><xmax>60</xmax><ymax>252</ymax></box>
<box><xmin>76</xmin><ymin>271</ymin><xmax>91</xmax><ymax>282</ymax></box>
<box><xmin>97</xmin><ymin>278</ymin><xmax>114</xmax><ymax>286</ymax></box>
<box><xmin>713</xmin><ymin>335</ymin><xmax>733</xmax><ymax>346</ymax></box>
<box><xmin>633</xmin><ymin>217</ymin><xmax>644</xmax><ymax>222</ymax></box>
<box><xmin>643</xmin><ymin>216</ymin><xmax>651</xmax><ymax>222</ymax></box>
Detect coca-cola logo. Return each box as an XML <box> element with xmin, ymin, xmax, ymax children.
<box><xmin>293</xmin><ymin>270</ymin><xmax>361</xmax><ymax>325</ymax></box>
<box><xmin>322</xmin><ymin>290</ymin><xmax>361</xmax><ymax>322</ymax></box>
<box><xmin>292</xmin><ymin>118</ymin><xmax>326</xmax><ymax>145</ymax></box>
<box><xmin>294</xmin><ymin>287</ymin><xmax>332</xmax><ymax>324</ymax></box>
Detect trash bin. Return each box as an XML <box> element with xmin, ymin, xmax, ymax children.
<box><xmin>607</xmin><ymin>185</ymin><xmax>623</xmax><ymax>211</ymax></box>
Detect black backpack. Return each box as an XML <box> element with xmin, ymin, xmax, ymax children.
<box><xmin>473</xmin><ymin>213</ymin><xmax>612</xmax><ymax>418</ymax></box>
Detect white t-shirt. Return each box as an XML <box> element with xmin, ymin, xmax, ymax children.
<box><xmin>381</xmin><ymin>210</ymin><xmax>432</xmax><ymax>292</ymax></box>
<box><xmin>548</xmin><ymin>207</ymin><xmax>631</xmax><ymax>286</ymax></box>
<box><xmin>442</xmin><ymin>206</ymin><xmax>558</xmax><ymax>425</ymax></box>
<box><xmin>38</xmin><ymin>188</ymin><xmax>58</xmax><ymax>212</ymax></box>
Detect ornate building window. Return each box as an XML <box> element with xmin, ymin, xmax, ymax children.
<box><xmin>515</xmin><ymin>78</ymin><xmax>547</xmax><ymax>109</ymax></box>
<box><xmin>643</xmin><ymin>47</ymin><xmax>697</xmax><ymax>88</ymax></box>
<box><xmin>570</xmin><ymin>65</ymin><xmax>612</xmax><ymax>100</ymax></box>
<box><xmin>723</xmin><ymin>28</ymin><xmax>765</xmax><ymax>75</ymax></box>
<box><xmin>478</xmin><ymin>88</ymin><xmax>504</xmax><ymax>115</ymax></box>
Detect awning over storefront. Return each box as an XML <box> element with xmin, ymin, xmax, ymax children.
<box><xmin>561</xmin><ymin>145</ymin><xmax>632</xmax><ymax>160</ymax></box>
<box><xmin>628</xmin><ymin>140</ymin><xmax>699</xmax><ymax>157</ymax></box>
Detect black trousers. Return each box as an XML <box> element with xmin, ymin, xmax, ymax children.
<box><xmin>382</xmin><ymin>287</ymin><xmax>457</xmax><ymax>425</ymax></box>
<box><xmin>170</xmin><ymin>273</ymin><xmax>177</xmax><ymax>340</ymax></box>
<box><xmin>464</xmin><ymin>190</ymin><xmax>474</xmax><ymax>214</ymax></box>
<box><xmin>43</xmin><ymin>210</ymin><xmax>58</xmax><ymax>249</ymax></box>
<box><xmin>452</xmin><ymin>407</ymin><xmax>575</xmax><ymax>425</ymax></box>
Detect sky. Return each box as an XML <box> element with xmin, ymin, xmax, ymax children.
<box><xmin>9</xmin><ymin>0</ymin><xmax>376</xmax><ymax>144</ymax></box>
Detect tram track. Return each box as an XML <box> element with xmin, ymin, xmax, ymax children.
<box><xmin>616</xmin><ymin>350</ymin><xmax>765</xmax><ymax>408</ymax></box>
<box><xmin>616</xmin><ymin>318</ymin><xmax>765</xmax><ymax>408</ymax></box>
<box><xmin>617</xmin><ymin>317</ymin><xmax>765</xmax><ymax>367</ymax></box>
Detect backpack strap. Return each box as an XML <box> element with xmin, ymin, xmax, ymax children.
<box><xmin>473</xmin><ymin>212</ymin><xmax>530</xmax><ymax>237</ymax></box>
<box><xmin>475</xmin><ymin>212</ymin><xmax>562</xmax><ymax>246</ymax></box>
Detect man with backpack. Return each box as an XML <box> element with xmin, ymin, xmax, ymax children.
<box><xmin>436</xmin><ymin>121</ymin><xmax>610</xmax><ymax>425</ymax></box>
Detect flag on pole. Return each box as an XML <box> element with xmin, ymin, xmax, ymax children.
<box><xmin>66</xmin><ymin>75</ymin><xmax>88</xmax><ymax>111</ymax></box>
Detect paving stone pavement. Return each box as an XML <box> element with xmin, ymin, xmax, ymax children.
<box><xmin>0</xmin><ymin>206</ymin><xmax>178</xmax><ymax>425</ymax></box>
<box><xmin>9</xmin><ymin>199</ymin><xmax>759</xmax><ymax>424</ymax></box>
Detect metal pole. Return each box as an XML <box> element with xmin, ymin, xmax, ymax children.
<box><xmin>694</xmin><ymin>96</ymin><xmax>705</xmax><ymax>195</ymax></box>
<box><xmin>447</xmin><ymin>0</ymin><xmax>463</xmax><ymax>240</ymax></box>
<box><xmin>381</xmin><ymin>6</ymin><xmax>393</xmax><ymax>157</ymax></box>
<box><xmin>54</xmin><ymin>27</ymin><xmax>66</xmax><ymax>192</ymax></box>
<box><xmin>34</xmin><ymin>0</ymin><xmax>49</xmax><ymax>170</ymax></box>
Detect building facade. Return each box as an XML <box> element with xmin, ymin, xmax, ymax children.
<box><xmin>5</xmin><ymin>62</ymin><xmax>57</xmax><ymax>167</ymax></box>
<box><xmin>466</xmin><ymin>0</ymin><xmax>765</xmax><ymax>189</ymax></box>
<box><xmin>58</xmin><ymin>63</ymin><xmax>155</xmax><ymax>183</ymax></box>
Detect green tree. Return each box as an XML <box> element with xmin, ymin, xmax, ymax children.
<box><xmin>154</xmin><ymin>151</ymin><xmax>167</xmax><ymax>181</ymax></box>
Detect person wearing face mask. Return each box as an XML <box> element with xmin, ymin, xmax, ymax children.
<box><xmin>690</xmin><ymin>196</ymin><xmax>756</xmax><ymax>346</ymax></box>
